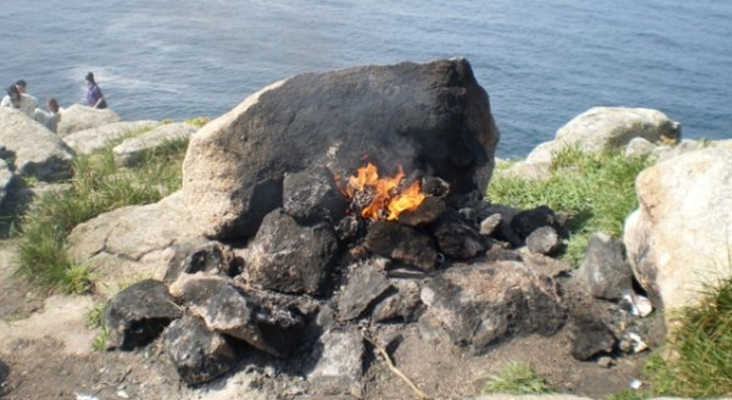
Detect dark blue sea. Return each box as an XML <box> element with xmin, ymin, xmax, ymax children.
<box><xmin>2</xmin><ymin>0</ymin><xmax>731</xmax><ymax>157</ymax></box>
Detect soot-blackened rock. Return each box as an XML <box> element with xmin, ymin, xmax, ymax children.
<box><xmin>431</xmin><ymin>209</ymin><xmax>486</xmax><ymax>260</ymax></box>
<box><xmin>397</xmin><ymin>196</ymin><xmax>446</xmax><ymax>227</ymax></box>
<box><xmin>163</xmin><ymin>315</ymin><xmax>240</xmax><ymax>385</ymax></box>
<box><xmin>245</xmin><ymin>209</ymin><xmax>340</xmax><ymax>296</ymax></box>
<box><xmin>372</xmin><ymin>279</ymin><xmax>423</xmax><ymax>322</ymax></box>
<box><xmin>569</xmin><ymin>311</ymin><xmax>616</xmax><ymax>361</ymax></box>
<box><xmin>165</xmin><ymin>242</ymin><xmax>238</xmax><ymax>282</ymax></box>
<box><xmin>283</xmin><ymin>168</ymin><xmax>347</xmax><ymax>225</ymax></box>
<box><xmin>510</xmin><ymin>205</ymin><xmax>560</xmax><ymax>239</ymax></box>
<box><xmin>576</xmin><ymin>232</ymin><xmax>635</xmax><ymax>301</ymax></box>
<box><xmin>364</xmin><ymin>221</ymin><xmax>437</xmax><ymax>272</ymax></box>
<box><xmin>104</xmin><ymin>279</ymin><xmax>182</xmax><ymax>351</ymax></box>
<box><xmin>169</xmin><ymin>274</ymin><xmax>306</xmax><ymax>358</ymax></box>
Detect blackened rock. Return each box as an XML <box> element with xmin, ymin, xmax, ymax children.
<box><xmin>526</xmin><ymin>226</ymin><xmax>561</xmax><ymax>255</ymax></box>
<box><xmin>569</xmin><ymin>311</ymin><xmax>616</xmax><ymax>360</ymax></box>
<box><xmin>336</xmin><ymin>261</ymin><xmax>392</xmax><ymax>321</ymax></box>
<box><xmin>245</xmin><ymin>209</ymin><xmax>339</xmax><ymax>295</ymax></box>
<box><xmin>163</xmin><ymin>315</ymin><xmax>239</xmax><ymax>385</ymax></box>
<box><xmin>283</xmin><ymin>168</ymin><xmax>347</xmax><ymax>225</ymax></box>
<box><xmin>169</xmin><ymin>274</ymin><xmax>305</xmax><ymax>358</ymax></box>
<box><xmin>105</xmin><ymin>279</ymin><xmax>182</xmax><ymax>350</ymax></box>
<box><xmin>372</xmin><ymin>279</ymin><xmax>423</xmax><ymax>322</ymax></box>
<box><xmin>365</xmin><ymin>221</ymin><xmax>437</xmax><ymax>272</ymax></box>
<box><xmin>576</xmin><ymin>232</ymin><xmax>635</xmax><ymax>301</ymax></box>
<box><xmin>431</xmin><ymin>209</ymin><xmax>486</xmax><ymax>260</ymax></box>
<box><xmin>397</xmin><ymin>197</ymin><xmax>446</xmax><ymax>227</ymax></box>
<box><xmin>165</xmin><ymin>242</ymin><xmax>237</xmax><ymax>282</ymax></box>
<box><xmin>511</xmin><ymin>205</ymin><xmax>558</xmax><ymax>239</ymax></box>
<box><xmin>181</xmin><ymin>58</ymin><xmax>500</xmax><ymax>240</ymax></box>
<box><xmin>420</xmin><ymin>261</ymin><xmax>565</xmax><ymax>353</ymax></box>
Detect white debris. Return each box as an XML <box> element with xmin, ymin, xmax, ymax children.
<box><xmin>634</xmin><ymin>295</ymin><xmax>653</xmax><ymax>317</ymax></box>
<box><xmin>117</xmin><ymin>389</ymin><xmax>130</xmax><ymax>398</ymax></box>
<box><xmin>75</xmin><ymin>394</ymin><xmax>100</xmax><ymax>400</ymax></box>
<box><xmin>630</xmin><ymin>379</ymin><xmax>642</xmax><ymax>390</ymax></box>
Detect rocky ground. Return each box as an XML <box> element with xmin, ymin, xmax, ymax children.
<box><xmin>0</xmin><ymin>238</ymin><xmax>652</xmax><ymax>400</ymax></box>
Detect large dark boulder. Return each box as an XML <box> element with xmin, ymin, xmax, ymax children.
<box><xmin>181</xmin><ymin>58</ymin><xmax>500</xmax><ymax>239</ymax></box>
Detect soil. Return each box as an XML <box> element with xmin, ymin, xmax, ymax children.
<box><xmin>0</xmin><ymin>239</ymin><xmax>651</xmax><ymax>400</ymax></box>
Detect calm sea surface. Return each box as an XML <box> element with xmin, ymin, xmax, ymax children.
<box><xmin>2</xmin><ymin>0</ymin><xmax>731</xmax><ymax>156</ymax></box>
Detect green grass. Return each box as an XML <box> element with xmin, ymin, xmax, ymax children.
<box><xmin>641</xmin><ymin>276</ymin><xmax>732</xmax><ymax>397</ymax></box>
<box><xmin>488</xmin><ymin>147</ymin><xmax>651</xmax><ymax>265</ymax></box>
<box><xmin>483</xmin><ymin>362</ymin><xmax>554</xmax><ymax>395</ymax></box>
<box><xmin>13</xmin><ymin>136</ymin><xmax>189</xmax><ymax>294</ymax></box>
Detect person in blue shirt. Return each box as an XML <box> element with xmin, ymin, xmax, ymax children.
<box><xmin>85</xmin><ymin>72</ymin><xmax>107</xmax><ymax>109</ymax></box>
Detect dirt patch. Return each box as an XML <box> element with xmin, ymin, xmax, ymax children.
<box><xmin>0</xmin><ymin>239</ymin><xmax>44</xmax><ymax>322</ymax></box>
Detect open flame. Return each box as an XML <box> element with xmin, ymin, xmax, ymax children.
<box><xmin>341</xmin><ymin>162</ymin><xmax>426</xmax><ymax>221</ymax></box>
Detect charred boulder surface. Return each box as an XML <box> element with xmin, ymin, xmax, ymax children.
<box><xmin>182</xmin><ymin>58</ymin><xmax>500</xmax><ymax>239</ymax></box>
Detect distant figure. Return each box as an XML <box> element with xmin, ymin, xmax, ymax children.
<box><xmin>34</xmin><ymin>98</ymin><xmax>62</xmax><ymax>133</ymax></box>
<box><xmin>14</xmin><ymin>79</ymin><xmax>40</xmax><ymax>115</ymax></box>
<box><xmin>0</xmin><ymin>84</ymin><xmax>38</xmax><ymax>117</ymax></box>
<box><xmin>85</xmin><ymin>72</ymin><xmax>108</xmax><ymax>109</ymax></box>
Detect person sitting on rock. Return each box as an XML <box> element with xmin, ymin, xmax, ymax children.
<box><xmin>14</xmin><ymin>79</ymin><xmax>40</xmax><ymax>116</ymax></box>
<box><xmin>34</xmin><ymin>98</ymin><xmax>61</xmax><ymax>133</ymax></box>
<box><xmin>85</xmin><ymin>72</ymin><xmax>108</xmax><ymax>109</ymax></box>
<box><xmin>0</xmin><ymin>84</ymin><xmax>37</xmax><ymax>117</ymax></box>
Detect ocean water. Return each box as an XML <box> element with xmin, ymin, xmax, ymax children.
<box><xmin>2</xmin><ymin>0</ymin><xmax>731</xmax><ymax>157</ymax></box>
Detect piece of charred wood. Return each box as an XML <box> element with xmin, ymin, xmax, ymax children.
<box><xmin>397</xmin><ymin>196</ymin><xmax>446</xmax><ymax>227</ymax></box>
<box><xmin>364</xmin><ymin>221</ymin><xmax>437</xmax><ymax>272</ymax></box>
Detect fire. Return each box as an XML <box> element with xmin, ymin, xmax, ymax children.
<box><xmin>341</xmin><ymin>162</ymin><xmax>426</xmax><ymax>221</ymax></box>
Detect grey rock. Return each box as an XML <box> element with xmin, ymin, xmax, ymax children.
<box><xmin>113</xmin><ymin>122</ymin><xmax>197</xmax><ymax>167</ymax></box>
<box><xmin>181</xmin><ymin>58</ymin><xmax>500</xmax><ymax>240</ymax></box>
<box><xmin>576</xmin><ymin>232</ymin><xmax>634</xmax><ymax>301</ymax></box>
<box><xmin>0</xmin><ymin>107</ymin><xmax>75</xmax><ymax>181</ymax></box>
<box><xmin>56</xmin><ymin>104</ymin><xmax>121</xmax><ymax>137</ymax></box>
<box><xmin>420</xmin><ymin>261</ymin><xmax>565</xmax><ymax>353</ymax></box>
<box><xmin>163</xmin><ymin>315</ymin><xmax>239</xmax><ymax>385</ymax></box>
<box><xmin>624</xmin><ymin>148</ymin><xmax>732</xmax><ymax>327</ymax></box>
<box><xmin>372</xmin><ymin>279</ymin><xmax>422</xmax><ymax>322</ymax></box>
<box><xmin>479</xmin><ymin>213</ymin><xmax>502</xmax><ymax>236</ymax></box>
<box><xmin>526</xmin><ymin>226</ymin><xmax>561</xmax><ymax>255</ymax></box>
<box><xmin>104</xmin><ymin>279</ymin><xmax>183</xmax><ymax>350</ymax></box>
<box><xmin>169</xmin><ymin>274</ymin><xmax>305</xmax><ymax>358</ymax></box>
<box><xmin>244</xmin><ymin>209</ymin><xmax>339</xmax><ymax>295</ymax></box>
<box><xmin>336</xmin><ymin>261</ymin><xmax>392</xmax><ymax>321</ymax></box>
<box><xmin>305</xmin><ymin>328</ymin><xmax>364</xmax><ymax>397</ymax></box>
<box><xmin>625</xmin><ymin>137</ymin><xmax>657</xmax><ymax>159</ymax></box>
<box><xmin>63</xmin><ymin>120</ymin><xmax>162</xmax><ymax>155</ymax></box>
<box><xmin>67</xmin><ymin>192</ymin><xmax>207</xmax><ymax>293</ymax></box>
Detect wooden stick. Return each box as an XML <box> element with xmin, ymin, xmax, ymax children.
<box><xmin>362</xmin><ymin>333</ymin><xmax>431</xmax><ymax>400</ymax></box>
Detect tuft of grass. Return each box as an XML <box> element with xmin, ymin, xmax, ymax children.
<box><xmin>642</xmin><ymin>276</ymin><xmax>732</xmax><ymax>397</ymax></box>
<box><xmin>185</xmin><ymin>116</ymin><xmax>211</xmax><ymax>127</ymax></box>
<box><xmin>483</xmin><ymin>362</ymin><xmax>554</xmax><ymax>395</ymax></box>
<box><xmin>488</xmin><ymin>147</ymin><xmax>651</xmax><ymax>265</ymax></box>
<box><xmin>13</xmin><ymin>135</ymin><xmax>188</xmax><ymax>293</ymax></box>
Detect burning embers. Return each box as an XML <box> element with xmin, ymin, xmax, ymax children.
<box><xmin>339</xmin><ymin>162</ymin><xmax>426</xmax><ymax>221</ymax></box>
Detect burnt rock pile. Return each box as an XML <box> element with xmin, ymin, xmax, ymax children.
<box><xmin>102</xmin><ymin>58</ymin><xmax>657</xmax><ymax>393</ymax></box>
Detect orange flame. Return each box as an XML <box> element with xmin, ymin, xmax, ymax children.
<box><xmin>342</xmin><ymin>162</ymin><xmax>426</xmax><ymax>220</ymax></box>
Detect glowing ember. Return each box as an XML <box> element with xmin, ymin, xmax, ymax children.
<box><xmin>340</xmin><ymin>162</ymin><xmax>426</xmax><ymax>221</ymax></box>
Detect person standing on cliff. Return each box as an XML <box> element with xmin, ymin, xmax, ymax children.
<box><xmin>14</xmin><ymin>79</ymin><xmax>39</xmax><ymax>115</ymax></box>
<box><xmin>85</xmin><ymin>72</ymin><xmax>108</xmax><ymax>109</ymax></box>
